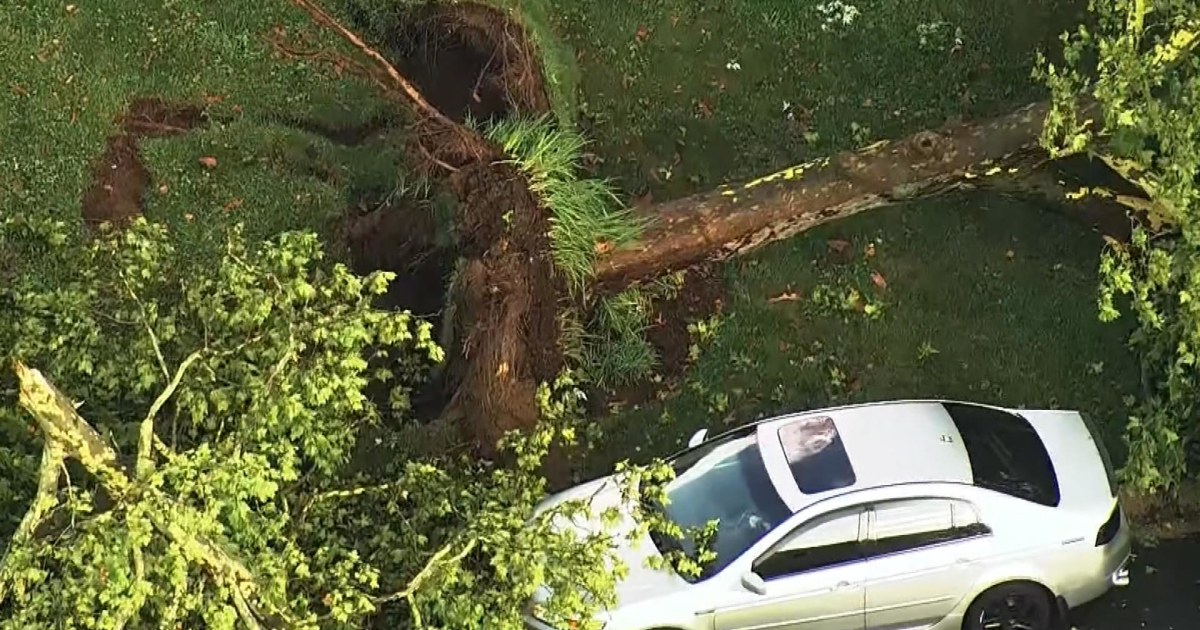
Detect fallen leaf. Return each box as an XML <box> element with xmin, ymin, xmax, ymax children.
<box><xmin>769</xmin><ymin>291</ymin><xmax>801</xmax><ymax>303</ymax></box>
<box><xmin>184</xmin><ymin>213</ymin><xmax>195</xmax><ymax>222</ymax></box>
<box><xmin>65</xmin><ymin>4</ymin><xmax>78</xmax><ymax>14</ymax></box>
<box><xmin>635</xmin><ymin>25</ymin><xmax>651</xmax><ymax>43</ymax></box>
<box><xmin>198</xmin><ymin>156</ymin><xmax>218</xmax><ymax>169</ymax></box>
<box><xmin>778</xmin><ymin>341</ymin><xmax>792</xmax><ymax>352</ymax></box>
<box><xmin>697</xmin><ymin>99</ymin><xmax>714</xmax><ymax>118</ymax></box>
<box><xmin>204</xmin><ymin>94</ymin><xmax>225</xmax><ymax>105</ymax></box>
<box><xmin>865</xmin><ymin>242</ymin><xmax>876</xmax><ymax>258</ymax></box>
<box><xmin>1005</xmin><ymin>249</ymin><xmax>1016</xmax><ymax>260</ymax></box>
<box><xmin>223</xmin><ymin>198</ymin><xmax>243</xmax><ymax>212</ymax></box>
<box><xmin>594</xmin><ymin>240</ymin><xmax>614</xmax><ymax>255</ymax></box>
<box><xmin>871</xmin><ymin>271</ymin><xmax>888</xmax><ymax>290</ymax></box>
<box><xmin>157</xmin><ymin>184</ymin><xmax>169</xmax><ymax>195</ymax></box>
<box><xmin>671</xmin><ymin>14</ymin><xmax>680</xmax><ymax>27</ymax></box>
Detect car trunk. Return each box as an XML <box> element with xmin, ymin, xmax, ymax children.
<box><xmin>1018</xmin><ymin>409</ymin><xmax>1116</xmax><ymax>513</ymax></box>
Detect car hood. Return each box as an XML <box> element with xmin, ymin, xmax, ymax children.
<box><xmin>535</xmin><ymin>476</ymin><xmax>693</xmax><ymax>609</ymax></box>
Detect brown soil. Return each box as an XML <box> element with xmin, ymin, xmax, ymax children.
<box><xmin>389</xmin><ymin>3</ymin><xmax>550</xmax><ymax>123</ymax></box>
<box><xmin>81</xmin><ymin>98</ymin><xmax>205</xmax><ymax>227</ymax></box>
<box><xmin>588</xmin><ymin>264</ymin><xmax>727</xmax><ymax>413</ymax></box>
<box><xmin>330</xmin><ymin>2</ymin><xmax>562</xmax><ymax>458</ymax></box>
<box><xmin>442</xmin><ymin>162</ymin><xmax>563</xmax><ymax>454</ymax></box>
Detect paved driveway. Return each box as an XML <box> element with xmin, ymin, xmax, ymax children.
<box><xmin>1071</xmin><ymin>535</ymin><xmax>1200</xmax><ymax>630</ymax></box>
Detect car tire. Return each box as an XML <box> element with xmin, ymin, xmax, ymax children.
<box><xmin>963</xmin><ymin>582</ymin><xmax>1055</xmax><ymax>630</ymax></box>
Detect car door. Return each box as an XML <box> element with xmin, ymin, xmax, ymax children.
<box><xmin>862</xmin><ymin>498</ymin><xmax>992</xmax><ymax>629</ymax></box>
<box><xmin>714</xmin><ymin>507</ymin><xmax>868</xmax><ymax>630</ymax></box>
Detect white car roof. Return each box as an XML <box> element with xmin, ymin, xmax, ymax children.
<box><xmin>757</xmin><ymin>401</ymin><xmax>974</xmax><ymax>512</ymax></box>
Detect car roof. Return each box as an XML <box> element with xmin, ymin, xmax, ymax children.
<box><xmin>756</xmin><ymin>401</ymin><xmax>975</xmax><ymax>512</ymax></box>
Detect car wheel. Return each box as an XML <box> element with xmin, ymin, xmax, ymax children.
<box><xmin>964</xmin><ymin>582</ymin><xmax>1055</xmax><ymax>630</ymax></box>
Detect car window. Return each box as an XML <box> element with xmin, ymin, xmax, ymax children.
<box><xmin>753</xmin><ymin>509</ymin><xmax>865</xmax><ymax>580</ymax></box>
<box><xmin>777</xmin><ymin>416</ymin><xmax>856</xmax><ymax>494</ymax></box>
<box><xmin>651</xmin><ymin>429</ymin><xmax>791</xmax><ymax>583</ymax></box>
<box><xmin>942</xmin><ymin>403</ymin><xmax>1061</xmax><ymax>507</ymax></box>
<box><xmin>868</xmin><ymin>499</ymin><xmax>989</xmax><ymax>557</ymax></box>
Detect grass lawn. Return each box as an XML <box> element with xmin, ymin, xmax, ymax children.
<box><xmin>553</xmin><ymin>0</ymin><xmax>1088</xmax><ymax>200</ymax></box>
<box><xmin>586</xmin><ymin>192</ymin><xmax>1140</xmax><ymax>475</ymax></box>
<box><xmin>0</xmin><ymin>0</ymin><xmax>423</xmax><ymax>276</ymax></box>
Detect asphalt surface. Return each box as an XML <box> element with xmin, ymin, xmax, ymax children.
<box><xmin>1070</xmin><ymin>535</ymin><xmax>1200</xmax><ymax>630</ymax></box>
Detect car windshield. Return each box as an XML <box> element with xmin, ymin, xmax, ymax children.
<box><xmin>648</xmin><ymin>427</ymin><xmax>791</xmax><ymax>582</ymax></box>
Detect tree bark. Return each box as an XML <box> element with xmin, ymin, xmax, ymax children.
<box><xmin>595</xmin><ymin>102</ymin><xmax>1060</xmax><ymax>284</ymax></box>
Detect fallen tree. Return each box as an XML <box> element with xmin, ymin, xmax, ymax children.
<box><xmin>595</xmin><ymin>101</ymin><xmax>1108</xmax><ymax>284</ymax></box>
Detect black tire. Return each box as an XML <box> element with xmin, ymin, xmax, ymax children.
<box><xmin>963</xmin><ymin>582</ymin><xmax>1055</xmax><ymax>630</ymax></box>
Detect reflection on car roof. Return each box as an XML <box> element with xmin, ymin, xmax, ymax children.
<box><xmin>777</xmin><ymin>416</ymin><xmax>857</xmax><ymax>494</ymax></box>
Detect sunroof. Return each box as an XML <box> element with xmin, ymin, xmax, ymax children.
<box><xmin>777</xmin><ymin>416</ymin><xmax>856</xmax><ymax>494</ymax></box>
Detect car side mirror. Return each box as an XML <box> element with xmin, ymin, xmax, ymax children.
<box><xmin>740</xmin><ymin>572</ymin><xmax>767</xmax><ymax>596</ymax></box>
<box><xmin>687</xmin><ymin>429</ymin><xmax>708</xmax><ymax>448</ymax></box>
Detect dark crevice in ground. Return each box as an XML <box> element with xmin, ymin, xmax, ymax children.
<box><xmin>277</xmin><ymin>113</ymin><xmax>400</xmax><ymax>146</ymax></box>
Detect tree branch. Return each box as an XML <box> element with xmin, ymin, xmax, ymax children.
<box><xmin>375</xmin><ymin>537</ymin><xmax>478</xmax><ymax>624</ymax></box>
<box><xmin>138</xmin><ymin>350</ymin><xmax>203</xmax><ymax>479</ymax></box>
<box><xmin>0</xmin><ymin>441</ymin><xmax>64</xmax><ymax>606</ymax></box>
<box><xmin>288</xmin><ymin>0</ymin><xmax>455</xmax><ymax>129</ymax></box>
<box><xmin>13</xmin><ymin>362</ymin><xmax>288</xmax><ymax>628</ymax></box>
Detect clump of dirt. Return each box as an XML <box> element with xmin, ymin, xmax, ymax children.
<box><xmin>588</xmin><ymin>264</ymin><xmax>727</xmax><ymax>413</ymax></box>
<box><xmin>389</xmin><ymin>3</ymin><xmax>550</xmax><ymax>123</ymax></box>
<box><xmin>442</xmin><ymin>163</ymin><xmax>563</xmax><ymax>454</ymax></box>
<box><xmin>645</xmin><ymin>264</ymin><xmax>726</xmax><ymax>375</ymax></box>
<box><xmin>328</xmin><ymin>1</ymin><xmax>562</xmax><ymax>457</ymax></box>
<box><xmin>82</xmin><ymin>98</ymin><xmax>206</xmax><ymax>227</ymax></box>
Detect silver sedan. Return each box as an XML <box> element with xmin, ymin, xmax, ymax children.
<box><xmin>527</xmin><ymin>400</ymin><xmax>1131</xmax><ymax>630</ymax></box>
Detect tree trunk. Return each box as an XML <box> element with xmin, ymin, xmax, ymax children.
<box><xmin>596</xmin><ymin>102</ymin><xmax>1060</xmax><ymax>284</ymax></box>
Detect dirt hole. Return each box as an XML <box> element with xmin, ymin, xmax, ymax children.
<box><xmin>82</xmin><ymin>98</ymin><xmax>206</xmax><ymax>227</ymax></box>
<box><xmin>388</xmin><ymin>3</ymin><xmax>550</xmax><ymax>123</ymax></box>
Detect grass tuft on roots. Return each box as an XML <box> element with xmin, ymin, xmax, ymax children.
<box><xmin>484</xmin><ymin>116</ymin><xmax>646</xmax><ymax>292</ymax></box>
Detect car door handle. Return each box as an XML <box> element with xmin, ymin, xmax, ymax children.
<box><xmin>834</xmin><ymin>581</ymin><xmax>852</xmax><ymax>589</ymax></box>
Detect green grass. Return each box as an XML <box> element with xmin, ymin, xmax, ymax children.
<box><xmin>583</xmin><ymin>288</ymin><xmax>658</xmax><ymax>388</ymax></box>
<box><xmin>587</xmin><ymin>192</ymin><xmax>1140</xmax><ymax>475</ymax></box>
<box><xmin>486</xmin><ymin>117</ymin><xmax>645</xmax><ymax>290</ymax></box>
<box><xmin>0</xmin><ymin>0</ymin><xmax>406</xmax><ymax>268</ymax></box>
<box><xmin>553</xmin><ymin>0</ymin><xmax>1089</xmax><ymax>199</ymax></box>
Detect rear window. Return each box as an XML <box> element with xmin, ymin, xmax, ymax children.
<box><xmin>942</xmin><ymin>403</ymin><xmax>1061</xmax><ymax>507</ymax></box>
<box><xmin>778</xmin><ymin>416</ymin><xmax>856</xmax><ymax>494</ymax></box>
